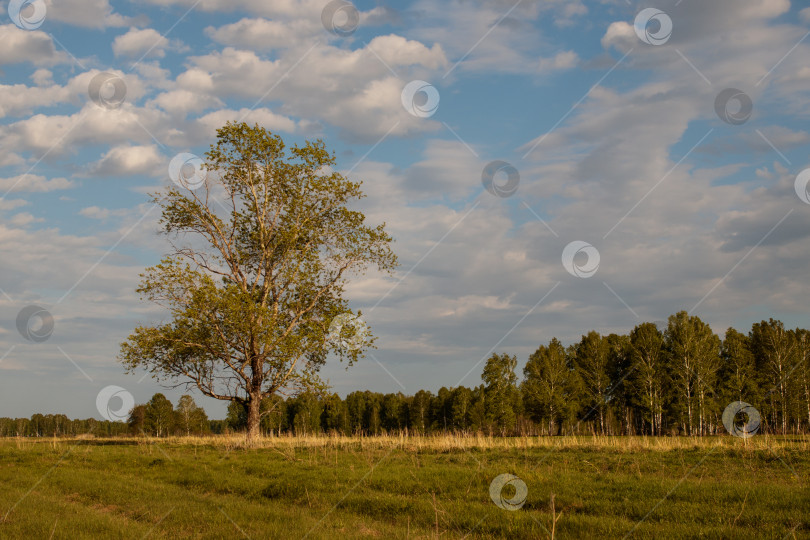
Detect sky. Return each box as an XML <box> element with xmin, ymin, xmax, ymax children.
<box><xmin>1</xmin><ymin>0</ymin><xmax>810</xmax><ymax>420</ymax></box>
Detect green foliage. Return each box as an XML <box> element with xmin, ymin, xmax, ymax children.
<box><xmin>288</xmin><ymin>391</ymin><xmax>323</xmax><ymax>435</ymax></box>
<box><xmin>449</xmin><ymin>386</ymin><xmax>473</xmax><ymax>431</ymax></box>
<box><xmin>119</xmin><ymin>122</ymin><xmax>397</xmax><ymax>439</ymax></box>
<box><xmin>320</xmin><ymin>393</ymin><xmax>349</xmax><ymax>434</ymax></box>
<box><xmin>573</xmin><ymin>331</ymin><xmax>612</xmax><ymax>434</ymax></box>
<box><xmin>409</xmin><ymin>389</ymin><xmax>432</xmax><ymax>434</ymax></box>
<box><xmin>226</xmin><ymin>401</ymin><xmax>247</xmax><ymax>431</ymax></box>
<box><xmin>719</xmin><ymin>328</ymin><xmax>758</xmax><ymax>405</ymax></box>
<box><xmin>481</xmin><ymin>353</ymin><xmax>521</xmax><ymax>433</ymax></box>
<box><xmin>522</xmin><ymin>338</ymin><xmax>580</xmax><ymax>435</ymax></box>
<box><xmin>629</xmin><ymin>323</ymin><xmax>667</xmax><ymax>435</ymax></box>
<box><xmin>127</xmin><ymin>405</ymin><xmax>146</xmax><ymax>435</ymax></box>
<box><xmin>664</xmin><ymin>311</ymin><xmax>722</xmax><ymax>435</ymax></box>
<box><xmin>144</xmin><ymin>393</ymin><xmax>174</xmax><ymax>437</ymax></box>
<box><xmin>175</xmin><ymin>395</ymin><xmax>209</xmax><ymax>435</ymax></box>
<box><xmin>0</xmin><ymin>415</ymin><xmax>129</xmax><ymax>438</ymax></box>
<box><xmin>750</xmin><ymin>319</ymin><xmax>800</xmax><ymax>434</ymax></box>
<box><xmin>260</xmin><ymin>395</ymin><xmax>288</xmax><ymax>435</ymax></box>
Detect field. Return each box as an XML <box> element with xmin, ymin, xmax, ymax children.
<box><xmin>0</xmin><ymin>435</ymin><xmax>808</xmax><ymax>539</ymax></box>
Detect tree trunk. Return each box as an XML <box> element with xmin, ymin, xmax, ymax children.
<box><xmin>780</xmin><ymin>380</ymin><xmax>788</xmax><ymax>435</ymax></box>
<box><xmin>686</xmin><ymin>387</ymin><xmax>693</xmax><ymax>436</ymax></box>
<box><xmin>654</xmin><ymin>390</ymin><xmax>661</xmax><ymax>437</ymax></box>
<box><xmin>599</xmin><ymin>404</ymin><xmax>605</xmax><ymax>435</ymax></box>
<box><xmin>247</xmin><ymin>395</ymin><xmax>262</xmax><ymax>444</ymax></box>
<box><xmin>804</xmin><ymin>380</ymin><xmax>810</xmax><ymax>431</ymax></box>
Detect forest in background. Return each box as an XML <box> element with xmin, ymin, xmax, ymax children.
<box><xmin>3</xmin><ymin>311</ymin><xmax>809</xmax><ymax>438</ymax></box>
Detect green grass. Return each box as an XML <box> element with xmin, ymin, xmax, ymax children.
<box><xmin>0</xmin><ymin>435</ymin><xmax>807</xmax><ymax>539</ymax></box>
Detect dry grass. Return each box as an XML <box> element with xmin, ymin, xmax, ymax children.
<box><xmin>14</xmin><ymin>431</ymin><xmax>809</xmax><ymax>453</ymax></box>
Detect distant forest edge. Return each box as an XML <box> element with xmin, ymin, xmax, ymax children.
<box><xmin>3</xmin><ymin>312</ymin><xmax>810</xmax><ymax>438</ymax></box>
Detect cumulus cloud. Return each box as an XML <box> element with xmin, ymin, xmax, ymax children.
<box><xmin>0</xmin><ymin>175</ymin><xmax>75</xmax><ymax>193</ymax></box>
<box><xmin>143</xmin><ymin>0</ymin><xmax>380</xmax><ymax>21</ymax></box>
<box><xmin>31</xmin><ymin>69</ymin><xmax>53</xmax><ymax>86</ymax></box>
<box><xmin>0</xmin><ymin>80</ymin><xmax>161</xmax><ymax>161</ymax></box>
<box><xmin>43</xmin><ymin>0</ymin><xmax>136</xmax><ymax>28</ymax></box>
<box><xmin>112</xmin><ymin>27</ymin><xmax>185</xmax><ymax>58</ymax></box>
<box><xmin>0</xmin><ymin>83</ymin><xmax>73</xmax><ymax>119</ymax></box>
<box><xmin>0</xmin><ymin>199</ymin><xmax>29</xmax><ymax>211</ymax></box>
<box><xmin>601</xmin><ymin>21</ymin><xmax>634</xmax><ymax>52</ymax></box>
<box><xmin>0</xmin><ymin>25</ymin><xmax>66</xmax><ymax>66</ymax></box>
<box><xmin>79</xmin><ymin>206</ymin><xmax>131</xmax><ymax>219</ymax></box>
<box><xmin>176</xmin><ymin>36</ymin><xmax>448</xmax><ymax>140</ymax></box>
<box><xmin>205</xmin><ymin>17</ymin><xmax>319</xmax><ymax>50</ymax></box>
<box><xmin>7</xmin><ymin>212</ymin><xmax>44</xmax><ymax>226</ymax></box>
<box><xmin>407</xmin><ymin>0</ymin><xmax>579</xmax><ymax>75</ymax></box>
<box><xmin>113</xmin><ymin>27</ymin><xmax>167</xmax><ymax>58</ymax></box>
<box><xmin>195</xmin><ymin>108</ymin><xmax>297</xmax><ymax>135</ymax></box>
<box><xmin>87</xmin><ymin>144</ymin><xmax>164</xmax><ymax>177</ymax></box>
<box><xmin>147</xmin><ymin>89</ymin><xmax>224</xmax><ymax>117</ymax></box>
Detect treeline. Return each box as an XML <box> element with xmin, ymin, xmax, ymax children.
<box><xmin>0</xmin><ymin>415</ymin><xmax>130</xmax><ymax>437</ymax></box>
<box><xmin>127</xmin><ymin>394</ymin><xmax>212</xmax><ymax>436</ymax></box>
<box><xmin>4</xmin><ymin>312</ymin><xmax>809</xmax><ymax>438</ymax></box>
<box><xmin>225</xmin><ymin>313</ymin><xmax>810</xmax><ymax>437</ymax></box>
<box><xmin>0</xmin><ymin>394</ymin><xmax>213</xmax><ymax>438</ymax></box>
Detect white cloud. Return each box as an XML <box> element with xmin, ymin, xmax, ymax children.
<box><xmin>88</xmin><ymin>144</ymin><xmax>164</xmax><ymax>177</ymax></box>
<box><xmin>407</xmin><ymin>0</ymin><xmax>572</xmax><ymax>75</ymax></box>
<box><xmin>364</xmin><ymin>34</ymin><xmax>447</xmax><ymax>71</ymax></box>
<box><xmin>601</xmin><ymin>21</ymin><xmax>634</xmax><ymax>52</ymax></box>
<box><xmin>0</xmin><ymin>83</ymin><xmax>73</xmax><ymax>119</ymax></box>
<box><xmin>0</xmin><ymin>199</ymin><xmax>28</xmax><ymax>211</ymax></box>
<box><xmin>0</xmin><ymin>25</ymin><xmax>65</xmax><ymax>66</ymax></box>
<box><xmin>537</xmin><ymin>50</ymin><xmax>579</xmax><ymax>72</ymax></box>
<box><xmin>178</xmin><ymin>37</ymin><xmax>448</xmax><ymax>140</ymax></box>
<box><xmin>31</xmin><ymin>69</ymin><xmax>53</xmax><ymax>86</ymax></box>
<box><xmin>0</xmin><ymin>175</ymin><xmax>75</xmax><ymax>193</ymax></box>
<box><xmin>8</xmin><ymin>212</ymin><xmax>44</xmax><ymax>226</ymax></box>
<box><xmin>195</xmin><ymin>108</ymin><xmax>297</xmax><ymax>135</ymax></box>
<box><xmin>143</xmin><ymin>0</ymin><xmax>375</xmax><ymax>21</ymax></box>
<box><xmin>205</xmin><ymin>17</ymin><xmax>319</xmax><ymax>50</ymax></box>
<box><xmin>43</xmin><ymin>0</ymin><xmax>135</xmax><ymax>28</ymax></box>
<box><xmin>0</xmin><ymin>82</ymin><xmax>161</xmax><ymax>160</ymax></box>
<box><xmin>112</xmin><ymin>27</ymin><xmax>183</xmax><ymax>58</ymax></box>
<box><xmin>148</xmin><ymin>89</ymin><xmax>224</xmax><ymax>117</ymax></box>
<box><xmin>79</xmin><ymin>206</ymin><xmax>131</xmax><ymax>219</ymax></box>
<box><xmin>400</xmin><ymin>140</ymin><xmax>484</xmax><ymax>201</ymax></box>
<box><xmin>0</xmin><ymin>68</ymin><xmax>152</xmax><ymax>120</ymax></box>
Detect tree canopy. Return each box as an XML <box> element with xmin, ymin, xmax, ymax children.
<box><xmin>119</xmin><ymin>122</ymin><xmax>397</xmax><ymax>441</ymax></box>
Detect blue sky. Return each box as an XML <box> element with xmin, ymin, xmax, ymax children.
<box><xmin>2</xmin><ymin>0</ymin><xmax>810</xmax><ymax>419</ymax></box>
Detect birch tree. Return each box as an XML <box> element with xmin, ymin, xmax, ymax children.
<box><xmin>574</xmin><ymin>331</ymin><xmax>612</xmax><ymax>434</ymax></box>
<box><xmin>119</xmin><ymin>122</ymin><xmax>397</xmax><ymax>443</ymax></box>
<box><xmin>629</xmin><ymin>322</ymin><xmax>666</xmax><ymax>435</ymax></box>
<box><xmin>751</xmin><ymin>319</ymin><xmax>796</xmax><ymax>434</ymax></box>
<box><xmin>665</xmin><ymin>312</ymin><xmax>720</xmax><ymax>435</ymax></box>
<box><xmin>522</xmin><ymin>338</ymin><xmax>578</xmax><ymax>435</ymax></box>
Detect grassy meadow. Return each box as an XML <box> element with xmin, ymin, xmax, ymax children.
<box><xmin>0</xmin><ymin>434</ymin><xmax>807</xmax><ymax>539</ymax></box>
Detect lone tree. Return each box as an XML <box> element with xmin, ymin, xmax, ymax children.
<box><xmin>120</xmin><ymin>122</ymin><xmax>397</xmax><ymax>442</ymax></box>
